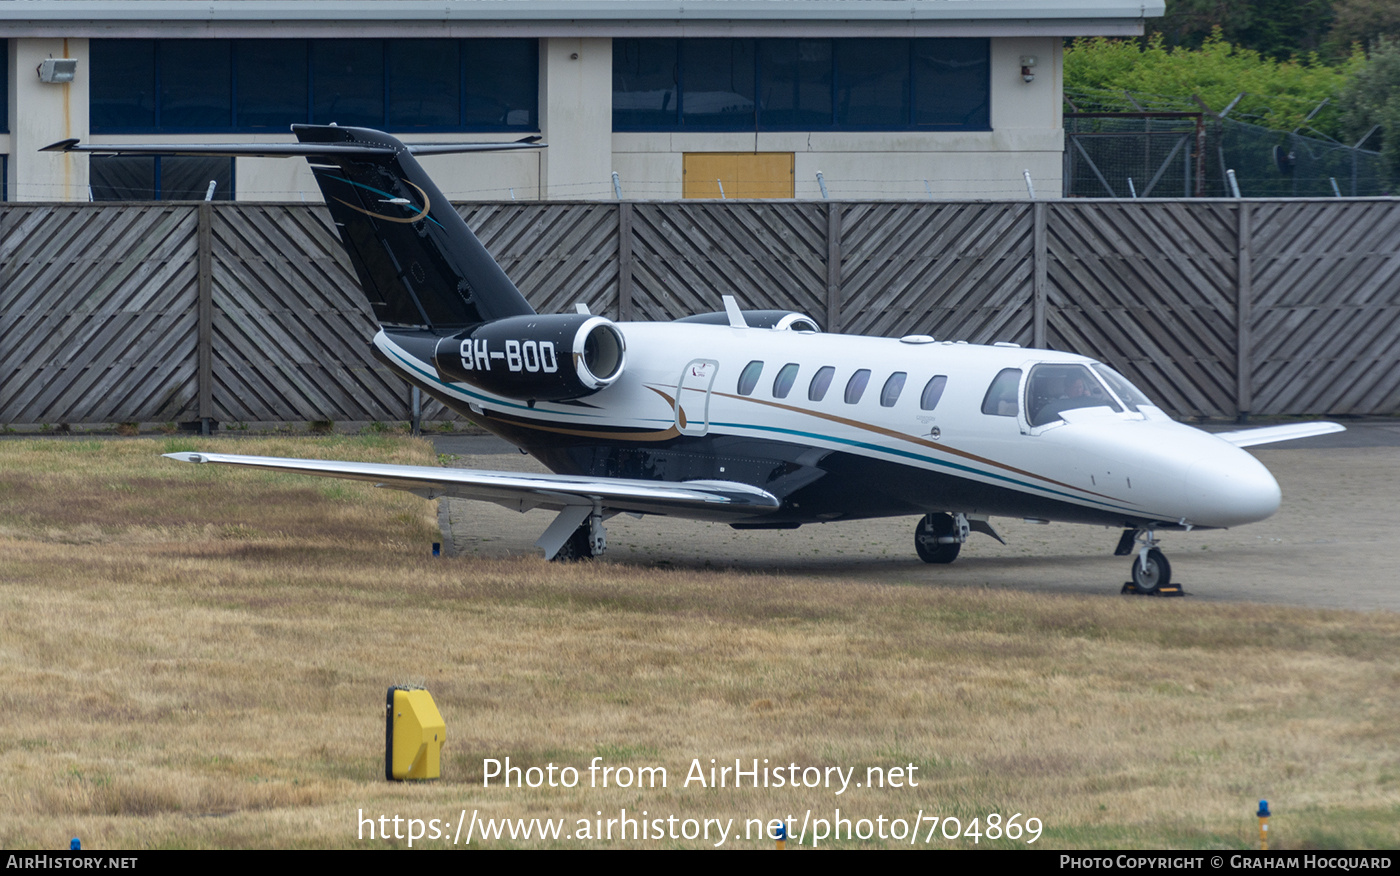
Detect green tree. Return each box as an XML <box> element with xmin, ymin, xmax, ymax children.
<box><xmin>1065</xmin><ymin>32</ymin><xmax>1361</xmax><ymax>137</ymax></box>
<box><xmin>1149</xmin><ymin>0</ymin><xmax>1336</xmax><ymax>60</ymax></box>
<box><xmin>1325</xmin><ymin>0</ymin><xmax>1400</xmax><ymax>57</ymax></box>
<box><xmin>1337</xmin><ymin>37</ymin><xmax>1400</xmax><ymax>180</ymax></box>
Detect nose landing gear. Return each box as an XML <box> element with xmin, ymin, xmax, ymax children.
<box><xmin>915</xmin><ymin>512</ymin><xmax>967</xmax><ymax>564</ymax></box>
<box><xmin>1117</xmin><ymin>528</ymin><xmax>1182</xmax><ymax>596</ymax></box>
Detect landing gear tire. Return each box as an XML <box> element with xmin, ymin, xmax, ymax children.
<box><xmin>915</xmin><ymin>513</ymin><xmax>962</xmax><ymax>564</ymax></box>
<box><xmin>1130</xmin><ymin>548</ymin><xmax>1171</xmax><ymax>593</ymax></box>
<box><xmin>553</xmin><ymin>524</ymin><xmax>597</xmax><ymax>562</ymax></box>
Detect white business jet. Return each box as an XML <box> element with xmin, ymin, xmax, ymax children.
<box><xmin>44</xmin><ymin>127</ymin><xmax>1342</xmax><ymax>591</ymax></box>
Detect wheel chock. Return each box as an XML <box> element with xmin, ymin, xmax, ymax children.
<box><xmin>386</xmin><ymin>686</ymin><xmax>446</xmax><ymax>781</ymax></box>
<box><xmin>1120</xmin><ymin>582</ymin><xmax>1186</xmax><ymax>597</ymax></box>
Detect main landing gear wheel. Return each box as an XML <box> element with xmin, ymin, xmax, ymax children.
<box><xmin>915</xmin><ymin>513</ymin><xmax>961</xmax><ymax>564</ymax></box>
<box><xmin>553</xmin><ymin>519</ymin><xmax>607</xmax><ymax>562</ymax></box>
<box><xmin>1130</xmin><ymin>547</ymin><xmax>1171</xmax><ymax>593</ymax></box>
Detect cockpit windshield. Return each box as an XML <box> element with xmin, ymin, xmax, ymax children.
<box><xmin>1091</xmin><ymin>364</ymin><xmax>1154</xmax><ymax>412</ymax></box>
<box><xmin>1026</xmin><ymin>364</ymin><xmax>1122</xmax><ymax>427</ymax></box>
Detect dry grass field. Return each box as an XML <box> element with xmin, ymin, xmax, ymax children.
<box><xmin>0</xmin><ymin>435</ymin><xmax>1397</xmax><ymax>849</ymax></box>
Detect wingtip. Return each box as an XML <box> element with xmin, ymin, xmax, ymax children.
<box><xmin>40</xmin><ymin>138</ymin><xmax>81</xmax><ymax>153</ymax></box>
<box><xmin>163</xmin><ymin>452</ymin><xmax>206</xmax><ymax>463</ymax></box>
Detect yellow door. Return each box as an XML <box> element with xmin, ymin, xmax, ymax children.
<box><xmin>683</xmin><ymin>153</ymin><xmax>794</xmax><ymax>199</ymax></box>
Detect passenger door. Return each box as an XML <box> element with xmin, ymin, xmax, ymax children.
<box><xmin>675</xmin><ymin>359</ymin><xmax>718</xmax><ymax>436</ymax></box>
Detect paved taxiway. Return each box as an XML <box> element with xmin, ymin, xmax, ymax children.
<box><xmin>433</xmin><ymin>421</ymin><xmax>1400</xmax><ymax>612</ymax></box>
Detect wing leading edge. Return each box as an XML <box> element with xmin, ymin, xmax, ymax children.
<box><xmin>163</xmin><ymin>452</ymin><xmax>779</xmax><ymax>556</ymax></box>
<box><xmin>1213</xmin><ymin>422</ymin><xmax>1346</xmax><ymax>448</ymax></box>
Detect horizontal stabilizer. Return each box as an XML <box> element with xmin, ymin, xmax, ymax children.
<box><xmin>40</xmin><ymin>137</ymin><xmax>544</xmax><ymax>158</ymax></box>
<box><xmin>162</xmin><ymin>452</ymin><xmax>780</xmax><ymax>520</ymax></box>
<box><xmin>1214</xmin><ymin>421</ymin><xmax>1345</xmax><ymax>447</ymax></box>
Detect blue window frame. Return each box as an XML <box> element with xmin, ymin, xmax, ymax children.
<box><xmin>614</xmin><ymin>38</ymin><xmax>988</xmax><ymax>132</ymax></box>
<box><xmin>1</xmin><ymin>41</ymin><xmax>8</xmax><ymax>133</ymax></box>
<box><xmin>91</xmin><ymin>39</ymin><xmax>539</xmax><ymax>133</ymax></box>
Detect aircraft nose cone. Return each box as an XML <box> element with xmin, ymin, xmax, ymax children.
<box><xmin>1184</xmin><ymin>451</ymin><xmax>1281</xmax><ymax>528</ymax></box>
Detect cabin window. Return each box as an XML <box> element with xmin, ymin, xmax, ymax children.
<box><xmin>808</xmin><ymin>366</ymin><xmax>835</xmax><ymax>401</ymax></box>
<box><xmin>880</xmin><ymin>372</ymin><xmax>906</xmax><ymax>407</ymax></box>
<box><xmin>773</xmin><ymin>363</ymin><xmax>799</xmax><ymax>399</ymax></box>
<box><xmin>1026</xmin><ymin>364</ymin><xmax>1121</xmax><ymax>426</ymax></box>
<box><xmin>844</xmin><ymin>369</ymin><xmax>871</xmax><ymax>404</ymax></box>
<box><xmin>737</xmin><ymin>360</ymin><xmax>764</xmax><ymax>396</ymax></box>
<box><xmin>981</xmin><ymin>368</ymin><xmax>1022</xmax><ymax>417</ymax></box>
<box><xmin>920</xmin><ymin>375</ymin><xmax>948</xmax><ymax>411</ymax></box>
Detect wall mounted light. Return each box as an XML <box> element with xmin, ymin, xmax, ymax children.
<box><xmin>37</xmin><ymin>58</ymin><xmax>78</xmax><ymax>84</ymax></box>
<box><xmin>1020</xmin><ymin>55</ymin><xmax>1036</xmax><ymax>84</ymax></box>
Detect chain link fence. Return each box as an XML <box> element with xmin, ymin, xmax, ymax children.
<box><xmin>1065</xmin><ymin>92</ymin><xmax>1392</xmax><ymax>198</ymax></box>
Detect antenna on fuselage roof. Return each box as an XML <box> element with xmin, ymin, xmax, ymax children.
<box><xmin>721</xmin><ymin>295</ymin><xmax>749</xmax><ymax>329</ymax></box>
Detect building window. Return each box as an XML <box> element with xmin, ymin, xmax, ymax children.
<box><xmin>91</xmin><ymin>39</ymin><xmax>539</xmax><ymax>132</ymax></box>
<box><xmin>90</xmin><ymin>156</ymin><xmax>234</xmax><ymax>201</ymax></box>
<box><xmin>1</xmin><ymin>41</ymin><xmax>8</xmax><ymax>133</ymax></box>
<box><xmin>614</xmin><ymin>38</ymin><xmax>988</xmax><ymax>132</ymax></box>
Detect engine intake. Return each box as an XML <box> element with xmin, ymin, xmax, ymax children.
<box><xmin>432</xmin><ymin>314</ymin><xmax>626</xmax><ymax>401</ymax></box>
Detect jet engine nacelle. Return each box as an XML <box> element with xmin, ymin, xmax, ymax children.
<box><xmin>432</xmin><ymin>314</ymin><xmax>626</xmax><ymax>401</ymax></box>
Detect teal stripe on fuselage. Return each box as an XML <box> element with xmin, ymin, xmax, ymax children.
<box><xmin>384</xmin><ymin>340</ymin><xmax>1156</xmax><ymax>519</ymax></box>
<box><xmin>710</xmin><ymin>420</ymin><xmax>1152</xmax><ymax>518</ymax></box>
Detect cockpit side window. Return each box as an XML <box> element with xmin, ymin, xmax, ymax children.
<box><xmin>981</xmin><ymin>368</ymin><xmax>1022</xmax><ymax>417</ymax></box>
<box><xmin>1026</xmin><ymin>363</ymin><xmax>1121</xmax><ymax>426</ymax></box>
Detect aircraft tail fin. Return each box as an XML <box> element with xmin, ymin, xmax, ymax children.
<box><xmin>293</xmin><ymin>126</ymin><xmax>534</xmax><ymax>329</ymax></box>
<box><xmin>42</xmin><ymin>126</ymin><xmax>542</xmax><ymax>330</ymax></box>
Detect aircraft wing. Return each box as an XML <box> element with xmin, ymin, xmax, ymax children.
<box><xmin>1213</xmin><ymin>421</ymin><xmax>1346</xmax><ymax>448</ymax></box>
<box><xmin>162</xmin><ymin>451</ymin><xmax>779</xmax><ymax>521</ymax></box>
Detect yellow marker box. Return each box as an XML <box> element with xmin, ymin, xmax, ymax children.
<box><xmin>386</xmin><ymin>687</ymin><xmax>446</xmax><ymax>781</ymax></box>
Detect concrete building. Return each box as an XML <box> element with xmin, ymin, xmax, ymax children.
<box><xmin>1</xmin><ymin>1</ymin><xmax>1162</xmax><ymax>202</ymax></box>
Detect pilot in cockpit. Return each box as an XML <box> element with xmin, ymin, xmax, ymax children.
<box><xmin>1029</xmin><ymin>365</ymin><xmax>1117</xmax><ymax>426</ymax></box>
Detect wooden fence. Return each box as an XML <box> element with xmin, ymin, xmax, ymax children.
<box><xmin>3</xmin><ymin>198</ymin><xmax>1399</xmax><ymax>426</ymax></box>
